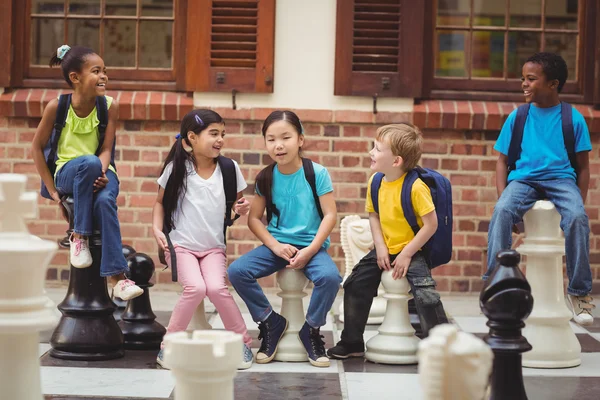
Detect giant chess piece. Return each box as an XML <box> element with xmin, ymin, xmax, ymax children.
<box><xmin>164</xmin><ymin>330</ymin><xmax>242</xmax><ymax>400</ymax></box>
<box><xmin>112</xmin><ymin>244</ymin><xmax>136</xmax><ymax>322</ymax></box>
<box><xmin>49</xmin><ymin>197</ymin><xmax>124</xmax><ymax>360</ymax></box>
<box><xmin>518</xmin><ymin>201</ymin><xmax>581</xmax><ymax>368</ymax></box>
<box><xmin>418</xmin><ymin>324</ymin><xmax>493</xmax><ymax>400</ymax></box>
<box><xmin>480</xmin><ymin>249</ymin><xmax>533</xmax><ymax>400</ymax></box>
<box><xmin>118</xmin><ymin>253</ymin><xmax>166</xmax><ymax>349</ymax></box>
<box><xmin>187</xmin><ymin>300</ymin><xmax>213</xmax><ymax>331</ymax></box>
<box><xmin>274</xmin><ymin>268</ymin><xmax>309</xmax><ymax>362</ymax></box>
<box><xmin>365</xmin><ymin>270</ymin><xmax>420</xmax><ymax>364</ymax></box>
<box><xmin>0</xmin><ymin>174</ymin><xmax>59</xmax><ymax>400</ymax></box>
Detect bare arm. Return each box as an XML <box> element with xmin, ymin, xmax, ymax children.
<box><xmin>495</xmin><ymin>153</ymin><xmax>509</xmax><ymax>197</ymax></box>
<box><xmin>31</xmin><ymin>98</ymin><xmax>60</xmax><ymax>202</ymax></box>
<box><xmin>369</xmin><ymin>212</ymin><xmax>392</xmax><ymax>270</ymax></box>
<box><xmin>247</xmin><ymin>194</ymin><xmax>280</xmax><ymax>250</ymax></box>
<box><xmin>98</xmin><ymin>100</ymin><xmax>118</xmax><ymax>172</ymax></box>
<box><xmin>152</xmin><ymin>188</ymin><xmax>168</xmax><ymax>250</ymax></box>
<box><xmin>306</xmin><ymin>192</ymin><xmax>337</xmax><ymax>255</ymax></box>
<box><xmin>576</xmin><ymin>151</ymin><xmax>590</xmax><ymax>203</ymax></box>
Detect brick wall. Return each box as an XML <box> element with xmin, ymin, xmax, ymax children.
<box><xmin>2</xmin><ymin>89</ymin><xmax>600</xmax><ymax>294</ymax></box>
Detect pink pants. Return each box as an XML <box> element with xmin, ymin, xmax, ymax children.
<box><xmin>163</xmin><ymin>246</ymin><xmax>252</xmax><ymax>347</ymax></box>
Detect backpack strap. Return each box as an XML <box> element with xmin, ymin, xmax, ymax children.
<box><xmin>94</xmin><ymin>96</ymin><xmax>116</xmax><ymax>170</ymax></box>
<box><xmin>561</xmin><ymin>102</ymin><xmax>577</xmax><ymax>172</ymax></box>
<box><xmin>507</xmin><ymin>103</ymin><xmax>530</xmax><ymax>172</ymax></box>
<box><xmin>47</xmin><ymin>94</ymin><xmax>71</xmax><ymax>173</ymax></box>
<box><xmin>370</xmin><ymin>172</ymin><xmax>385</xmax><ymax>215</ymax></box>
<box><xmin>400</xmin><ymin>169</ymin><xmax>420</xmax><ymax>236</ymax></box>
<box><xmin>217</xmin><ymin>156</ymin><xmax>240</xmax><ymax>242</ymax></box>
<box><xmin>302</xmin><ymin>158</ymin><xmax>324</xmax><ymax>219</ymax></box>
<box><xmin>164</xmin><ymin>231</ymin><xmax>178</xmax><ymax>282</ymax></box>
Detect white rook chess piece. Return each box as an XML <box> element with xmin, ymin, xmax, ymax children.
<box><xmin>518</xmin><ymin>200</ymin><xmax>581</xmax><ymax>368</ymax></box>
<box><xmin>187</xmin><ymin>300</ymin><xmax>212</xmax><ymax>331</ymax></box>
<box><xmin>365</xmin><ymin>270</ymin><xmax>419</xmax><ymax>364</ymax></box>
<box><xmin>339</xmin><ymin>215</ymin><xmax>386</xmax><ymax>324</ymax></box>
<box><xmin>418</xmin><ymin>324</ymin><xmax>493</xmax><ymax>400</ymax></box>
<box><xmin>0</xmin><ymin>174</ymin><xmax>59</xmax><ymax>400</ymax></box>
<box><xmin>274</xmin><ymin>268</ymin><xmax>309</xmax><ymax>361</ymax></box>
<box><xmin>164</xmin><ymin>330</ymin><xmax>242</xmax><ymax>400</ymax></box>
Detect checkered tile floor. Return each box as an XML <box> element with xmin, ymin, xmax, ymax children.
<box><xmin>37</xmin><ymin>289</ymin><xmax>600</xmax><ymax>400</ymax></box>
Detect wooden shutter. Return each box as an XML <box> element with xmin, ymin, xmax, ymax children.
<box><xmin>185</xmin><ymin>0</ymin><xmax>275</xmax><ymax>93</ymax></box>
<box><xmin>334</xmin><ymin>0</ymin><xmax>425</xmax><ymax>98</ymax></box>
<box><xmin>0</xmin><ymin>0</ymin><xmax>12</xmax><ymax>88</ymax></box>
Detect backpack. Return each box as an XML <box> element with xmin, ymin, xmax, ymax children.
<box><xmin>161</xmin><ymin>155</ymin><xmax>240</xmax><ymax>282</ymax></box>
<box><xmin>263</xmin><ymin>157</ymin><xmax>324</xmax><ymax>226</ymax></box>
<box><xmin>41</xmin><ymin>94</ymin><xmax>113</xmax><ymax>199</ymax></box>
<box><xmin>370</xmin><ymin>167</ymin><xmax>453</xmax><ymax>268</ymax></box>
<box><xmin>507</xmin><ymin>102</ymin><xmax>577</xmax><ymax>176</ymax></box>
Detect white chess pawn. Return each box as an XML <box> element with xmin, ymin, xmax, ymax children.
<box><xmin>164</xmin><ymin>330</ymin><xmax>242</xmax><ymax>400</ymax></box>
<box><xmin>274</xmin><ymin>268</ymin><xmax>309</xmax><ymax>362</ymax></box>
<box><xmin>518</xmin><ymin>200</ymin><xmax>581</xmax><ymax>368</ymax></box>
<box><xmin>0</xmin><ymin>174</ymin><xmax>59</xmax><ymax>400</ymax></box>
<box><xmin>187</xmin><ymin>300</ymin><xmax>212</xmax><ymax>331</ymax></box>
<box><xmin>365</xmin><ymin>270</ymin><xmax>419</xmax><ymax>364</ymax></box>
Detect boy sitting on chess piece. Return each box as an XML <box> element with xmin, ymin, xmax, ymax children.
<box><xmin>328</xmin><ymin>123</ymin><xmax>449</xmax><ymax>359</ymax></box>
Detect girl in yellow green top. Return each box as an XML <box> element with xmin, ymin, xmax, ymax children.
<box><xmin>31</xmin><ymin>45</ymin><xmax>142</xmax><ymax>301</ymax></box>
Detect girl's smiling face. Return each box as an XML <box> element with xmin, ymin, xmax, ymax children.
<box><xmin>70</xmin><ymin>53</ymin><xmax>108</xmax><ymax>97</ymax></box>
<box><xmin>187</xmin><ymin>122</ymin><xmax>226</xmax><ymax>159</ymax></box>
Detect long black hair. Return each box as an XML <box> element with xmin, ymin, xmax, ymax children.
<box><xmin>161</xmin><ymin>109</ymin><xmax>224</xmax><ymax>231</ymax></box>
<box><xmin>49</xmin><ymin>45</ymin><xmax>97</xmax><ymax>88</ymax></box>
<box><xmin>255</xmin><ymin>110</ymin><xmax>304</xmax><ymax>222</ymax></box>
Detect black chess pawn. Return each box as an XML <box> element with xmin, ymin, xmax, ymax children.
<box><xmin>112</xmin><ymin>245</ymin><xmax>137</xmax><ymax>322</ymax></box>
<box><xmin>480</xmin><ymin>249</ymin><xmax>534</xmax><ymax>400</ymax></box>
<box><xmin>118</xmin><ymin>253</ymin><xmax>166</xmax><ymax>349</ymax></box>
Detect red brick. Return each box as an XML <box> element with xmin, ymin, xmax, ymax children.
<box><xmin>321</xmin><ymin>155</ymin><xmax>339</xmax><ymax>167</ymax></box>
<box><xmin>148</xmin><ymin>92</ymin><xmax>163</xmax><ymax>120</ymax></box>
<box><xmin>441</xmin><ymin>159</ymin><xmax>459</xmax><ymax>170</ymax></box>
<box><xmin>118</xmin><ymin>91</ymin><xmax>134</xmax><ymax>120</ymax></box>
<box><xmin>13</xmin><ymin>90</ymin><xmax>29</xmax><ymax>117</ymax></box>
<box><xmin>293</xmin><ymin>109</ymin><xmax>333</xmax><ymax>123</ymax></box>
<box><xmin>461</xmin><ymin>158</ymin><xmax>479</xmax><ymax>171</ymax></box>
<box><xmin>133</xmin><ymin>165</ymin><xmax>160</xmax><ymax>178</ymax></box>
<box><xmin>422</xmin><ymin>141</ymin><xmax>447</xmax><ymax>154</ymax></box>
<box><xmin>421</xmin><ymin>158</ymin><xmax>439</xmax><ymax>169</ymax></box>
<box><xmin>133</xmin><ymin>134</ymin><xmax>171</xmax><ymax>147</ymax></box>
<box><xmin>457</xmin><ymin>220</ymin><xmax>476</xmax><ymax>231</ymax></box>
<box><xmin>450</xmin><ymin>279</ymin><xmax>470</xmax><ymax>292</ymax></box>
<box><xmin>122</xmin><ymin>149</ymin><xmax>140</xmax><ymax>161</ymax></box>
<box><xmin>0</xmin><ymin>92</ymin><xmax>14</xmax><ymax>117</ymax></box>
<box><xmin>440</xmin><ymin>101</ymin><xmax>456</xmax><ymax>129</ymax></box>
<box><xmin>426</xmin><ymin>101</ymin><xmax>442</xmax><ymax>129</ymax></box>
<box><xmin>42</xmin><ymin>89</ymin><xmax>62</xmax><ymax>108</ymax></box>
<box><xmin>303</xmin><ymin>139</ymin><xmax>330</xmax><ymax>152</ymax></box>
<box><xmin>471</xmin><ymin>101</ymin><xmax>485</xmax><ymax>130</ymax></box>
<box><xmin>132</xmin><ymin>91</ymin><xmax>149</xmax><ymax>120</ymax></box>
<box><xmin>374</xmin><ymin>112</ymin><xmax>410</xmax><ymax>124</ymax></box>
<box><xmin>484</xmin><ymin>102</ymin><xmax>501</xmax><ymax>130</ymax></box>
<box><xmin>0</xmin><ymin>132</ymin><xmax>16</xmax><ymax>143</ymax></box>
<box><xmin>333</xmin><ymin>110</ymin><xmax>372</xmax><ymax>124</ymax></box>
<box><xmin>13</xmin><ymin>163</ymin><xmax>37</xmax><ymax>173</ymax></box>
<box><xmin>179</xmin><ymin>95</ymin><xmax>193</xmax><ymax>117</ymax></box>
<box><xmin>7</xmin><ymin>147</ymin><xmax>25</xmax><ymax>159</ymax></box>
<box><xmin>28</xmin><ymin>89</ymin><xmax>44</xmax><ymax>117</ymax></box>
<box><xmin>121</xmin><ymin>224</ymin><xmax>148</xmax><ymax>238</ymax></box>
<box><xmin>342</xmin><ymin>156</ymin><xmax>361</xmax><ymax>167</ymax></box>
<box><xmin>342</xmin><ymin>126</ymin><xmax>361</xmax><ymax>137</ymax></box>
<box><xmin>456</xmin><ymin>101</ymin><xmax>471</xmax><ymax>130</ymax></box>
<box><xmin>129</xmin><ymin>194</ymin><xmax>157</xmax><ymax>208</ymax></box>
<box><xmin>252</xmin><ymin>108</ymin><xmax>277</xmax><ymax>121</ymax></box>
<box><xmin>333</xmin><ymin>141</ymin><xmax>368</xmax><ymax>153</ymax></box>
<box><xmin>461</xmin><ymin>189</ymin><xmax>479</xmax><ymax>201</ymax></box>
<box><xmin>413</xmin><ymin>103</ymin><xmax>427</xmax><ymax>128</ymax></box>
<box><xmin>164</xmin><ymin>92</ymin><xmax>179</xmax><ymax>121</ymax></box>
<box><xmin>212</xmin><ymin>107</ymin><xmax>252</xmax><ymax>121</ymax></box>
<box><xmin>225</xmin><ymin>122</ymin><xmax>241</xmax><ymax>134</ymax></box>
<box><xmin>141</xmin><ymin>150</ymin><xmax>160</xmax><ymax>162</ymax></box>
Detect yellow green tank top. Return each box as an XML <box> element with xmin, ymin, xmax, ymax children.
<box><xmin>55</xmin><ymin>95</ymin><xmax>117</xmax><ymax>175</ymax></box>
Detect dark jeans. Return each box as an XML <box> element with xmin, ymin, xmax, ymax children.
<box><xmin>340</xmin><ymin>250</ymin><xmax>448</xmax><ymax>344</ymax></box>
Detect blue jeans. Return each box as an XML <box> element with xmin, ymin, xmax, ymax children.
<box><xmin>54</xmin><ymin>155</ymin><xmax>128</xmax><ymax>277</ymax></box>
<box><xmin>228</xmin><ymin>245</ymin><xmax>342</xmax><ymax>328</ymax></box>
<box><xmin>486</xmin><ymin>179</ymin><xmax>592</xmax><ymax>296</ymax></box>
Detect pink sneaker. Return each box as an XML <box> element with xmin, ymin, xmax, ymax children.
<box><xmin>113</xmin><ymin>279</ymin><xmax>143</xmax><ymax>301</ymax></box>
<box><xmin>69</xmin><ymin>233</ymin><xmax>92</xmax><ymax>269</ymax></box>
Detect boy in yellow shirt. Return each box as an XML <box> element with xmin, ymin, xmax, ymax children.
<box><xmin>328</xmin><ymin>123</ymin><xmax>449</xmax><ymax>359</ymax></box>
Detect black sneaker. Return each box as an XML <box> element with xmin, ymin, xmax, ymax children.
<box><xmin>255</xmin><ymin>311</ymin><xmax>288</xmax><ymax>364</ymax></box>
<box><xmin>326</xmin><ymin>340</ymin><xmax>365</xmax><ymax>359</ymax></box>
<box><xmin>298</xmin><ymin>322</ymin><xmax>330</xmax><ymax>367</ymax></box>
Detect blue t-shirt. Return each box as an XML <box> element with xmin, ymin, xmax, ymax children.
<box><xmin>256</xmin><ymin>161</ymin><xmax>334</xmax><ymax>249</ymax></box>
<box><xmin>494</xmin><ymin>103</ymin><xmax>591</xmax><ymax>182</ymax></box>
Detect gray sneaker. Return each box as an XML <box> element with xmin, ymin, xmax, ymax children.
<box><xmin>156</xmin><ymin>348</ymin><xmax>168</xmax><ymax>369</ymax></box>
<box><xmin>239</xmin><ymin>343</ymin><xmax>253</xmax><ymax>370</ymax></box>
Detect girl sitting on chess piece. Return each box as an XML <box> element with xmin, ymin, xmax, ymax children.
<box><xmin>227</xmin><ymin>110</ymin><xmax>342</xmax><ymax>368</ymax></box>
<box><xmin>31</xmin><ymin>44</ymin><xmax>143</xmax><ymax>301</ymax></box>
<box><xmin>152</xmin><ymin>109</ymin><xmax>254</xmax><ymax>369</ymax></box>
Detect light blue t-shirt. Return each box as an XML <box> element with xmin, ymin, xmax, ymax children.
<box><xmin>256</xmin><ymin>161</ymin><xmax>334</xmax><ymax>249</ymax></box>
<box><xmin>494</xmin><ymin>103</ymin><xmax>592</xmax><ymax>182</ymax></box>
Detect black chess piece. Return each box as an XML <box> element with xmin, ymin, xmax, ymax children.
<box><xmin>480</xmin><ymin>249</ymin><xmax>533</xmax><ymax>400</ymax></box>
<box><xmin>118</xmin><ymin>253</ymin><xmax>166</xmax><ymax>349</ymax></box>
<box><xmin>49</xmin><ymin>197</ymin><xmax>124</xmax><ymax>360</ymax></box>
<box><xmin>113</xmin><ymin>245</ymin><xmax>137</xmax><ymax>322</ymax></box>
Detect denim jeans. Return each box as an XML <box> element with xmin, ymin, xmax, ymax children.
<box><xmin>340</xmin><ymin>250</ymin><xmax>448</xmax><ymax>343</ymax></box>
<box><xmin>228</xmin><ymin>244</ymin><xmax>342</xmax><ymax>328</ymax></box>
<box><xmin>54</xmin><ymin>155</ymin><xmax>128</xmax><ymax>277</ymax></box>
<box><xmin>486</xmin><ymin>179</ymin><xmax>592</xmax><ymax>296</ymax></box>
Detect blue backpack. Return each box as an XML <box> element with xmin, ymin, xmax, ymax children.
<box><xmin>40</xmin><ymin>94</ymin><xmax>113</xmax><ymax>199</ymax></box>
<box><xmin>370</xmin><ymin>167</ymin><xmax>453</xmax><ymax>268</ymax></box>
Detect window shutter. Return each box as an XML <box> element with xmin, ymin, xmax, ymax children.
<box><xmin>334</xmin><ymin>0</ymin><xmax>424</xmax><ymax>98</ymax></box>
<box><xmin>185</xmin><ymin>0</ymin><xmax>275</xmax><ymax>93</ymax></box>
<box><xmin>0</xmin><ymin>0</ymin><xmax>12</xmax><ymax>87</ymax></box>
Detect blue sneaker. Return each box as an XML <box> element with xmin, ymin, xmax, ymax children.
<box><xmin>156</xmin><ymin>348</ymin><xmax>168</xmax><ymax>369</ymax></box>
<box><xmin>255</xmin><ymin>311</ymin><xmax>288</xmax><ymax>364</ymax></box>
<box><xmin>239</xmin><ymin>343</ymin><xmax>254</xmax><ymax>370</ymax></box>
<box><xmin>299</xmin><ymin>322</ymin><xmax>330</xmax><ymax>367</ymax></box>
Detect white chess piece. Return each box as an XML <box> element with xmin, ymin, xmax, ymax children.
<box><xmin>0</xmin><ymin>174</ymin><xmax>59</xmax><ymax>400</ymax></box>
<box><xmin>365</xmin><ymin>270</ymin><xmax>419</xmax><ymax>364</ymax></box>
<box><xmin>339</xmin><ymin>215</ymin><xmax>386</xmax><ymax>324</ymax></box>
<box><xmin>418</xmin><ymin>324</ymin><xmax>493</xmax><ymax>400</ymax></box>
<box><xmin>518</xmin><ymin>200</ymin><xmax>581</xmax><ymax>368</ymax></box>
<box><xmin>274</xmin><ymin>268</ymin><xmax>309</xmax><ymax>361</ymax></box>
<box><xmin>164</xmin><ymin>330</ymin><xmax>242</xmax><ymax>400</ymax></box>
<box><xmin>187</xmin><ymin>300</ymin><xmax>212</xmax><ymax>331</ymax></box>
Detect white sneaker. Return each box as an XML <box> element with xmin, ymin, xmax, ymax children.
<box><xmin>113</xmin><ymin>279</ymin><xmax>143</xmax><ymax>301</ymax></box>
<box><xmin>69</xmin><ymin>233</ymin><xmax>92</xmax><ymax>268</ymax></box>
<box><xmin>238</xmin><ymin>343</ymin><xmax>253</xmax><ymax>370</ymax></box>
<box><xmin>566</xmin><ymin>294</ymin><xmax>595</xmax><ymax>326</ymax></box>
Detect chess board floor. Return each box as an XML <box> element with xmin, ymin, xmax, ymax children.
<box><xmin>37</xmin><ymin>288</ymin><xmax>600</xmax><ymax>400</ymax></box>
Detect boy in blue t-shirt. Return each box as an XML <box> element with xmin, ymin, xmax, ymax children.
<box><xmin>486</xmin><ymin>52</ymin><xmax>595</xmax><ymax>325</ymax></box>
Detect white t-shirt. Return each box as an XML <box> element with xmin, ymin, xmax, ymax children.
<box><xmin>157</xmin><ymin>159</ymin><xmax>247</xmax><ymax>252</ymax></box>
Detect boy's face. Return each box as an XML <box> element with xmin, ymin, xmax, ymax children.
<box><xmin>369</xmin><ymin>139</ymin><xmax>402</xmax><ymax>174</ymax></box>
<box><xmin>521</xmin><ymin>61</ymin><xmax>558</xmax><ymax>104</ymax></box>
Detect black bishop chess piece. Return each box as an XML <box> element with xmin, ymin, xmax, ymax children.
<box><xmin>50</xmin><ymin>197</ymin><xmax>124</xmax><ymax>360</ymax></box>
<box><xmin>480</xmin><ymin>249</ymin><xmax>534</xmax><ymax>400</ymax></box>
<box><xmin>118</xmin><ymin>252</ymin><xmax>166</xmax><ymax>349</ymax></box>
<box><xmin>113</xmin><ymin>245</ymin><xmax>136</xmax><ymax>322</ymax></box>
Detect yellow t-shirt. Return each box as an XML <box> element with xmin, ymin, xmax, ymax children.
<box><xmin>365</xmin><ymin>173</ymin><xmax>435</xmax><ymax>255</ymax></box>
<box><xmin>55</xmin><ymin>95</ymin><xmax>116</xmax><ymax>175</ymax></box>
